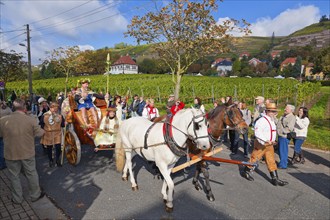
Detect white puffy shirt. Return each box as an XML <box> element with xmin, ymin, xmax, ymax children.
<box><xmin>254</xmin><ymin>115</ymin><xmax>277</xmax><ymax>145</ymax></box>
<box><xmin>293</xmin><ymin>116</ymin><xmax>310</xmax><ymax>138</ymax></box>
<box><xmin>142</xmin><ymin>106</ymin><xmax>159</xmax><ymax>120</ymax></box>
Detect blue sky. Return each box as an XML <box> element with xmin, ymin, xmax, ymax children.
<box><xmin>0</xmin><ymin>0</ymin><xmax>329</xmax><ymax>64</ymax></box>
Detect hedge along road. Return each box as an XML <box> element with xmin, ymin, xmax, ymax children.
<box><xmin>35</xmin><ymin>139</ymin><xmax>329</xmax><ymax>219</ymax></box>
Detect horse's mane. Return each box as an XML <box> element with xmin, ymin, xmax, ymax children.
<box><xmin>208</xmin><ymin>105</ymin><xmax>226</xmax><ymax>120</ymax></box>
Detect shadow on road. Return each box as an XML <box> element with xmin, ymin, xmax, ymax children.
<box><xmin>302</xmin><ymin>149</ymin><xmax>330</xmax><ymax>167</ymax></box>
<box><xmin>120</xmin><ymin>191</ymin><xmax>233</xmax><ymax>220</ymax></box>
<box><xmin>289</xmin><ymin>172</ymin><xmax>330</xmax><ymax>199</ymax></box>
<box><xmin>36</xmin><ymin>144</ymin><xmax>115</xmax><ymax>219</ymax></box>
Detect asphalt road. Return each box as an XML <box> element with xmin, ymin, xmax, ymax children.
<box><xmin>35</xmin><ymin>140</ymin><xmax>330</xmax><ymax>220</ymax></box>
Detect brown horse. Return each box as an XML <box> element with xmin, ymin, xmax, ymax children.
<box><xmin>188</xmin><ymin>103</ymin><xmax>248</xmax><ymax>201</ymax></box>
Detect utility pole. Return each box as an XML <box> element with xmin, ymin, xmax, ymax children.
<box><xmin>26</xmin><ymin>24</ymin><xmax>33</xmax><ymax>102</ymax></box>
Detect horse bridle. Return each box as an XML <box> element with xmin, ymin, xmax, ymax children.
<box><xmin>186</xmin><ymin>113</ymin><xmax>209</xmax><ymax>145</ymax></box>
<box><xmin>224</xmin><ymin>104</ymin><xmax>245</xmax><ymax>129</ymax></box>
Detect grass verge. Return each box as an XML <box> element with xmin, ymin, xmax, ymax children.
<box><xmin>304</xmin><ymin>86</ymin><xmax>330</xmax><ymax>151</ymax></box>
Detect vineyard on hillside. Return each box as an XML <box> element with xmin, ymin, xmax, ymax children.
<box><xmin>5</xmin><ymin>74</ymin><xmax>320</xmax><ymax>106</ymax></box>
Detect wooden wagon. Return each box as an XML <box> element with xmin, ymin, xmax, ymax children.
<box><xmin>61</xmin><ymin>95</ymin><xmax>109</xmax><ymax>165</ymax></box>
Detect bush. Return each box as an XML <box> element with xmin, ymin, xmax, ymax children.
<box><xmin>320</xmin><ymin>80</ymin><xmax>330</xmax><ymax>86</ymax></box>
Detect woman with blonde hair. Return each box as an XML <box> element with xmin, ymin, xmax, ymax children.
<box><xmin>142</xmin><ymin>98</ymin><xmax>159</xmax><ymax>121</ymax></box>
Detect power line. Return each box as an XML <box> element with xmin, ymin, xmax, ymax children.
<box><xmin>33</xmin><ymin>2</ymin><xmax>152</xmax><ymax>39</ymax></box>
<box><xmin>34</xmin><ymin>1</ymin><xmax>119</xmax><ymax>32</ymax></box>
<box><xmin>0</xmin><ymin>28</ymin><xmax>26</xmax><ymax>34</ymax></box>
<box><xmin>29</xmin><ymin>0</ymin><xmax>93</xmax><ymax>25</ymax></box>
<box><xmin>3</xmin><ymin>32</ymin><xmax>25</xmax><ymax>43</ymax></box>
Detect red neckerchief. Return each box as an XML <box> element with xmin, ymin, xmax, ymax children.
<box><xmin>148</xmin><ymin>106</ymin><xmax>156</xmax><ymax>115</ymax></box>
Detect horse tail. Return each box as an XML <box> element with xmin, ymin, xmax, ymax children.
<box><xmin>115</xmin><ymin>130</ymin><xmax>125</xmax><ymax>172</ymax></box>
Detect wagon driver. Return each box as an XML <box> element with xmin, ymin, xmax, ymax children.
<box><xmin>75</xmin><ymin>78</ymin><xmax>108</xmax><ymax>128</ymax></box>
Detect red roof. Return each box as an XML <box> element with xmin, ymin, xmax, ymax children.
<box><xmin>212</xmin><ymin>57</ymin><xmax>231</xmax><ymax>65</ymax></box>
<box><xmin>240</xmin><ymin>52</ymin><xmax>250</xmax><ymax>57</ymax></box>
<box><xmin>271</xmin><ymin>50</ymin><xmax>281</xmax><ymax>57</ymax></box>
<box><xmin>282</xmin><ymin>57</ymin><xmax>297</xmax><ymax>65</ymax></box>
<box><xmin>113</xmin><ymin>56</ymin><xmax>137</xmax><ymax>65</ymax></box>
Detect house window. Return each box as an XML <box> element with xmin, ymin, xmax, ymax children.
<box><xmin>132</xmin><ymin>66</ymin><xmax>136</xmax><ymax>70</ymax></box>
<box><xmin>126</xmin><ymin>65</ymin><xmax>130</xmax><ymax>69</ymax></box>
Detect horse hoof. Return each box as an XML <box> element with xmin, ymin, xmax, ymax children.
<box><xmin>165</xmin><ymin>206</ymin><xmax>173</xmax><ymax>213</ymax></box>
<box><xmin>122</xmin><ymin>177</ymin><xmax>128</xmax><ymax>181</ymax></box>
<box><xmin>194</xmin><ymin>185</ymin><xmax>201</xmax><ymax>191</ymax></box>
<box><xmin>207</xmin><ymin>195</ymin><xmax>215</xmax><ymax>202</ymax></box>
<box><xmin>163</xmin><ymin>199</ymin><xmax>167</xmax><ymax>204</ymax></box>
<box><xmin>132</xmin><ymin>186</ymin><xmax>139</xmax><ymax>191</ymax></box>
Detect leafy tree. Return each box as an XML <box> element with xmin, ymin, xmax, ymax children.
<box><xmin>255</xmin><ymin>62</ymin><xmax>268</xmax><ymax>75</ymax></box>
<box><xmin>319</xmin><ymin>15</ymin><xmax>329</xmax><ymax>22</ymax></box>
<box><xmin>240</xmin><ymin>66</ymin><xmax>254</xmax><ymax>77</ymax></box>
<box><xmin>281</xmin><ymin>64</ymin><xmax>295</xmax><ymax>78</ymax></box>
<box><xmin>270</xmin><ymin>32</ymin><xmax>275</xmax><ymax>49</ymax></box>
<box><xmin>293</xmin><ymin>56</ymin><xmax>302</xmax><ymax>77</ymax></box>
<box><xmin>0</xmin><ymin>50</ymin><xmax>26</xmax><ymax>82</ymax></box>
<box><xmin>43</xmin><ymin>46</ymin><xmax>82</xmax><ymax>96</ymax></box>
<box><xmin>126</xmin><ymin>0</ymin><xmax>249</xmax><ymax>99</ymax></box>
<box><xmin>320</xmin><ymin>47</ymin><xmax>330</xmax><ymax>77</ymax></box>
<box><xmin>138</xmin><ymin>58</ymin><xmax>157</xmax><ymax>73</ymax></box>
<box><xmin>232</xmin><ymin>59</ymin><xmax>241</xmax><ymax>75</ymax></box>
<box><xmin>188</xmin><ymin>63</ymin><xmax>202</xmax><ymax>74</ymax></box>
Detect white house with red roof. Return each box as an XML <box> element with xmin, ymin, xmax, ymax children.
<box><xmin>248</xmin><ymin>58</ymin><xmax>262</xmax><ymax>67</ymax></box>
<box><xmin>211</xmin><ymin>58</ymin><xmax>231</xmax><ymax>68</ymax></box>
<box><xmin>280</xmin><ymin>57</ymin><xmax>296</xmax><ymax>71</ymax></box>
<box><xmin>270</xmin><ymin>50</ymin><xmax>281</xmax><ymax>59</ymax></box>
<box><xmin>239</xmin><ymin>52</ymin><xmax>250</xmax><ymax>60</ymax></box>
<box><xmin>111</xmin><ymin>55</ymin><xmax>138</xmax><ymax>74</ymax></box>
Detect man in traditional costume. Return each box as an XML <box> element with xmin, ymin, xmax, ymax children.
<box><xmin>40</xmin><ymin>103</ymin><xmax>65</xmax><ymax>167</ymax></box>
<box><xmin>241</xmin><ymin>103</ymin><xmax>288</xmax><ymax>186</ymax></box>
<box><xmin>94</xmin><ymin>107</ymin><xmax>119</xmax><ymax>151</ymax></box>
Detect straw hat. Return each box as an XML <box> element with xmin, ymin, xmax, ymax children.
<box><xmin>106</xmin><ymin>107</ymin><xmax>117</xmax><ymax>112</ymax></box>
<box><xmin>50</xmin><ymin>103</ymin><xmax>59</xmax><ymax>108</ymax></box>
<box><xmin>265</xmin><ymin>103</ymin><xmax>279</xmax><ymax>112</ymax></box>
<box><xmin>79</xmin><ymin>78</ymin><xmax>91</xmax><ymax>84</ymax></box>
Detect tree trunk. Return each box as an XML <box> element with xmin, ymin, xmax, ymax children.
<box><xmin>174</xmin><ymin>74</ymin><xmax>182</xmax><ymax>100</ymax></box>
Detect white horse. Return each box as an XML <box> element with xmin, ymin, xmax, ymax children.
<box><xmin>115</xmin><ymin>108</ymin><xmax>210</xmax><ymax>212</ymax></box>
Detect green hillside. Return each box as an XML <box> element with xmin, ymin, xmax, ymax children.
<box><xmin>108</xmin><ymin>21</ymin><xmax>329</xmax><ymax>60</ymax></box>
<box><xmin>290</xmin><ymin>21</ymin><xmax>330</xmax><ymax>37</ymax></box>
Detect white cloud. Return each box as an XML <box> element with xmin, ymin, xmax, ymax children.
<box><xmin>249</xmin><ymin>5</ymin><xmax>320</xmax><ymax>36</ymax></box>
<box><xmin>78</xmin><ymin>45</ymin><xmax>95</xmax><ymax>51</ymax></box>
<box><xmin>1</xmin><ymin>0</ymin><xmax>128</xmax><ymax>64</ymax></box>
<box><xmin>217</xmin><ymin>5</ymin><xmax>321</xmax><ymax>37</ymax></box>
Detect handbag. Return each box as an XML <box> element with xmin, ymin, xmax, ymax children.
<box><xmin>287</xmin><ymin>131</ymin><xmax>297</xmax><ymax>139</ymax></box>
<box><xmin>281</xmin><ymin>117</ymin><xmax>296</xmax><ymax>139</ymax></box>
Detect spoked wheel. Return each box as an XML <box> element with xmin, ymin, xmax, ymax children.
<box><xmin>64</xmin><ymin>130</ymin><xmax>81</xmax><ymax>165</ymax></box>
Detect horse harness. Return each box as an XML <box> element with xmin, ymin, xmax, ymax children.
<box><xmin>142</xmin><ymin>112</ymin><xmax>208</xmax><ymax>157</ymax></box>
<box><xmin>208</xmin><ymin>104</ymin><xmax>245</xmax><ymax>147</ymax></box>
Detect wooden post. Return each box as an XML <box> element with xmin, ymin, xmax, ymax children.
<box><xmin>277</xmin><ymin>86</ymin><xmax>280</xmax><ymax>106</ymax></box>
<box><xmin>106</xmin><ymin>53</ymin><xmax>111</xmax><ymax>94</ymax></box>
<box><xmin>211</xmin><ymin>85</ymin><xmax>214</xmax><ymax>103</ymax></box>
<box><xmin>157</xmin><ymin>86</ymin><xmax>161</xmax><ymax>103</ymax></box>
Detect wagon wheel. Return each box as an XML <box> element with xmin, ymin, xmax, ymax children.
<box><xmin>64</xmin><ymin>130</ymin><xmax>81</xmax><ymax>165</ymax></box>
